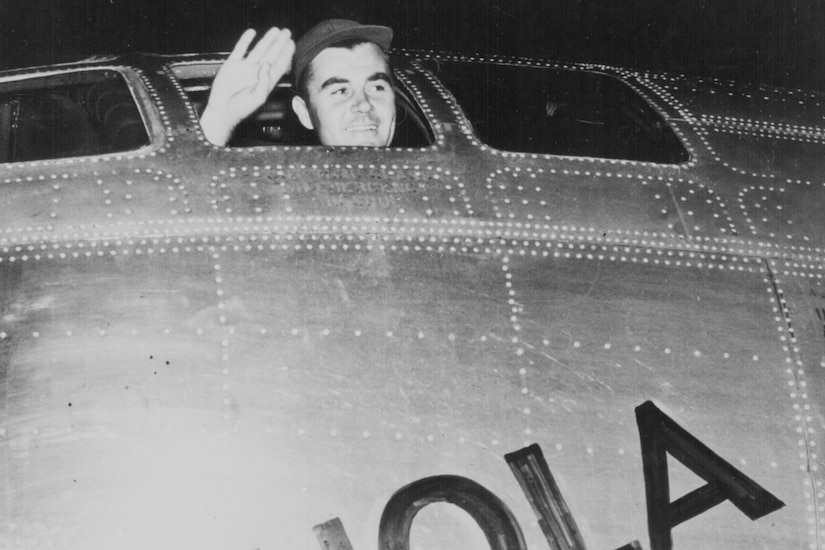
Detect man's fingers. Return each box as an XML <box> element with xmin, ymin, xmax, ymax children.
<box><xmin>227</xmin><ymin>29</ymin><xmax>257</xmax><ymax>61</ymax></box>
<box><xmin>246</xmin><ymin>27</ymin><xmax>285</xmax><ymax>63</ymax></box>
<box><xmin>268</xmin><ymin>38</ymin><xmax>295</xmax><ymax>83</ymax></box>
<box><xmin>260</xmin><ymin>28</ymin><xmax>293</xmax><ymax>62</ymax></box>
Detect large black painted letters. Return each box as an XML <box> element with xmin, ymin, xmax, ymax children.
<box><xmin>635</xmin><ymin>401</ymin><xmax>784</xmax><ymax>550</ymax></box>
<box><xmin>378</xmin><ymin>475</ymin><xmax>527</xmax><ymax>550</ymax></box>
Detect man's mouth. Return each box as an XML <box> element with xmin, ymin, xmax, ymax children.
<box><xmin>346</xmin><ymin>124</ymin><xmax>378</xmax><ymax>133</ymax></box>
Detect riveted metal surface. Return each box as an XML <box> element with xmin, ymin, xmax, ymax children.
<box><xmin>0</xmin><ymin>52</ymin><xmax>824</xmax><ymax>550</ymax></box>
<box><xmin>641</xmin><ymin>72</ymin><xmax>825</xmax><ymax>130</ymax></box>
<box><xmin>0</xmin><ymin>238</ymin><xmax>817</xmax><ymax>549</ymax></box>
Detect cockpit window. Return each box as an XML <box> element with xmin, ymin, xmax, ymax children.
<box><xmin>172</xmin><ymin>62</ymin><xmax>434</xmax><ymax>148</ymax></box>
<box><xmin>0</xmin><ymin>70</ymin><xmax>150</xmax><ymax>163</ymax></box>
<box><xmin>422</xmin><ymin>60</ymin><xmax>689</xmax><ymax>163</ymax></box>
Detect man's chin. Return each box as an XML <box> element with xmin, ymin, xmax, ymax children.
<box><xmin>320</xmin><ymin>128</ymin><xmax>391</xmax><ymax>147</ymax></box>
<box><xmin>351</xmin><ymin>138</ymin><xmax>384</xmax><ymax>147</ymax></box>
<box><xmin>344</xmin><ymin>134</ymin><xmax>389</xmax><ymax>147</ymax></box>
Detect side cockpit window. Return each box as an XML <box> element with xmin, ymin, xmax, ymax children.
<box><xmin>172</xmin><ymin>62</ymin><xmax>433</xmax><ymax>148</ymax></box>
<box><xmin>422</xmin><ymin>60</ymin><xmax>689</xmax><ymax>164</ymax></box>
<box><xmin>0</xmin><ymin>70</ymin><xmax>150</xmax><ymax>163</ymax></box>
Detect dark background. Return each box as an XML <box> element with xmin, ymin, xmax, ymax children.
<box><xmin>2</xmin><ymin>0</ymin><xmax>824</xmax><ymax>92</ymax></box>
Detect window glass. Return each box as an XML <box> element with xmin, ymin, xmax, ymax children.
<box><xmin>0</xmin><ymin>70</ymin><xmax>150</xmax><ymax>163</ymax></box>
<box><xmin>422</xmin><ymin>60</ymin><xmax>689</xmax><ymax>163</ymax></box>
<box><xmin>172</xmin><ymin>62</ymin><xmax>433</xmax><ymax>148</ymax></box>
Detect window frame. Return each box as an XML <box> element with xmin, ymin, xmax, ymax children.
<box><xmin>0</xmin><ymin>66</ymin><xmax>163</xmax><ymax>165</ymax></box>
<box><xmin>171</xmin><ymin>60</ymin><xmax>436</xmax><ymax>151</ymax></box>
<box><xmin>420</xmin><ymin>59</ymin><xmax>691</xmax><ymax>165</ymax></box>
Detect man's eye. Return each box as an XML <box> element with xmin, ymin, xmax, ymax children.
<box><xmin>331</xmin><ymin>87</ymin><xmax>348</xmax><ymax>96</ymax></box>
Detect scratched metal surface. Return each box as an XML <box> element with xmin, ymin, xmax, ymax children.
<box><xmin>0</xmin><ymin>52</ymin><xmax>823</xmax><ymax>550</ymax></box>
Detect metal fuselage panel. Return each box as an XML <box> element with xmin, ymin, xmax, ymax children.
<box><xmin>0</xmin><ymin>53</ymin><xmax>823</xmax><ymax>550</ymax></box>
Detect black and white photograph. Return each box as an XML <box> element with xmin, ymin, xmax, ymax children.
<box><xmin>0</xmin><ymin>1</ymin><xmax>823</xmax><ymax>549</ymax></box>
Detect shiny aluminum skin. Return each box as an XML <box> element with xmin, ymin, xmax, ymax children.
<box><xmin>0</xmin><ymin>50</ymin><xmax>823</xmax><ymax>550</ymax></box>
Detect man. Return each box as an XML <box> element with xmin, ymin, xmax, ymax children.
<box><xmin>200</xmin><ymin>19</ymin><xmax>396</xmax><ymax>148</ymax></box>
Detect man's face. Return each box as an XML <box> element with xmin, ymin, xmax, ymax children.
<box><xmin>292</xmin><ymin>42</ymin><xmax>396</xmax><ymax>147</ymax></box>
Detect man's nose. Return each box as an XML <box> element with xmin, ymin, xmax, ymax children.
<box><xmin>350</xmin><ymin>90</ymin><xmax>373</xmax><ymax>112</ymax></box>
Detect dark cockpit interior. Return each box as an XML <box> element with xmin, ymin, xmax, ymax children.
<box><xmin>0</xmin><ymin>70</ymin><xmax>149</xmax><ymax>163</ymax></box>
<box><xmin>421</xmin><ymin>59</ymin><xmax>690</xmax><ymax>163</ymax></box>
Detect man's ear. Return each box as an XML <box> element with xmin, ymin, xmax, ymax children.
<box><xmin>292</xmin><ymin>96</ymin><xmax>314</xmax><ymax>130</ymax></box>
